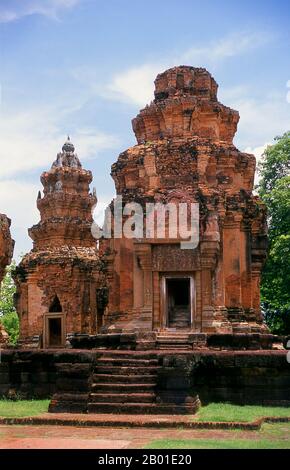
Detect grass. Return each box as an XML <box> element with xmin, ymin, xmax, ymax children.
<box><xmin>145</xmin><ymin>437</ymin><xmax>290</xmax><ymax>449</ymax></box>
<box><xmin>0</xmin><ymin>400</ymin><xmax>289</xmax><ymax>422</ymax></box>
<box><xmin>195</xmin><ymin>403</ymin><xmax>290</xmax><ymax>422</ymax></box>
<box><xmin>0</xmin><ymin>399</ymin><xmax>49</xmax><ymax>418</ymax></box>
<box><xmin>145</xmin><ymin>423</ymin><xmax>290</xmax><ymax>449</ymax></box>
<box><xmin>0</xmin><ymin>400</ymin><xmax>289</xmax><ymax>449</ymax></box>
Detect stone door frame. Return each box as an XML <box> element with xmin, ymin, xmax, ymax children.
<box><xmin>160</xmin><ymin>273</ymin><xmax>195</xmax><ymax>330</ymax></box>
<box><xmin>43</xmin><ymin>312</ymin><xmax>66</xmax><ymax>348</ymax></box>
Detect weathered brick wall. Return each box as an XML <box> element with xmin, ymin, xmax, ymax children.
<box><xmin>0</xmin><ymin>214</ymin><xmax>14</xmax><ymax>346</ymax></box>
<box><xmin>157</xmin><ymin>351</ymin><xmax>290</xmax><ymax>407</ymax></box>
<box><xmin>0</xmin><ymin>350</ymin><xmax>56</xmax><ymax>398</ymax></box>
<box><xmin>192</xmin><ymin>351</ymin><xmax>290</xmax><ymax>406</ymax></box>
<box><xmin>0</xmin><ymin>350</ymin><xmax>289</xmax><ymax>408</ymax></box>
<box><xmin>0</xmin><ymin>350</ymin><xmax>94</xmax><ymax>399</ymax></box>
<box><xmin>0</xmin><ymin>214</ymin><xmax>14</xmax><ymax>286</ymax></box>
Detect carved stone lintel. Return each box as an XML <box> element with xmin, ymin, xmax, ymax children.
<box><xmin>152</xmin><ymin>244</ymin><xmax>200</xmax><ymax>271</ymax></box>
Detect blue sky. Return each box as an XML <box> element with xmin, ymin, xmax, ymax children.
<box><xmin>0</xmin><ymin>0</ymin><xmax>289</xmax><ymax>258</ymax></box>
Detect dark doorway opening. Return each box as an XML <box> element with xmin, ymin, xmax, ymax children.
<box><xmin>166</xmin><ymin>278</ymin><xmax>191</xmax><ymax>328</ymax></box>
<box><xmin>45</xmin><ymin>296</ymin><xmax>64</xmax><ymax>348</ymax></box>
<box><xmin>48</xmin><ymin>317</ymin><xmax>62</xmax><ymax>346</ymax></box>
<box><xmin>49</xmin><ymin>296</ymin><xmax>62</xmax><ymax>312</ymax></box>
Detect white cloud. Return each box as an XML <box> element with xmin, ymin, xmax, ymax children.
<box><xmin>0</xmin><ymin>105</ymin><xmax>119</xmax><ymax>179</ymax></box>
<box><xmin>229</xmin><ymin>95</ymin><xmax>290</xmax><ymax>149</ymax></box>
<box><xmin>244</xmin><ymin>143</ymin><xmax>272</xmax><ymax>187</ymax></box>
<box><xmin>92</xmin><ymin>194</ymin><xmax>115</xmax><ymax>227</ymax></box>
<box><xmin>245</xmin><ymin>143</ymin><xmax>271</xmax><ymax>163</ymax></box>
<box><xmin>287</xmin><ymin>80</ymin><xmax>290</xmax><ymax>104</ymax></box>
<box><xmin>181</xmin><ymin>31</ymin><xmax>272</xmax><ymax>65</ymax></box>
<box><xmin>0</xmin><ymin>180</ymin><xmax>40</xmax><ymax>259</ymax></box>
<box><xmin>98</xmin><ymin>31</ymin><xmax>274</xmax><ymax>107</ymax></box>
<box><xmin>0</xmin><ymin>180</ymin><xmax>39</xmax><ymax>230</ymax></box>
<box><xmin>104</xmin><ymin>64</ymin><xmax>160</xmax><ymax>107</ymax></box>
<box><xmin>0</xmin><ymin>0</ymin><xmax>81</xmax><ymax>23</ymax></box>
<box><xmin>219</xmin><ymin>85</ymin><xmax>290</xmax><ymax>188</ymax></box>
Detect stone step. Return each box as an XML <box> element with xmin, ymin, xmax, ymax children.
<box><xmin>87</xmin><ymin>403</ymin><xmax>198</xmax><ymax>415</ymax></box>
<box><xmin>157</xmin><ymin>340</ymin><xmax>190</xmax><ymax>344</ymax></box>
<box><xmin>156</xmin><ymin>332</ymin><xmax>189</xmax><ymax>339</ymax></box>
<box><xmin>91</xmin><ymin>383</ymin><xmax>156</xmax><ymax>392</ymax></box>
<box><xmin>168</xmin><ymin>314</ymin><xmax>190</xmax><ymax>317</ymax></box>
<box><xmin>89</xmin><ymin>392</ymin><xmax>155</xmax><ymax>404</ymax></box>
<box><xmin>158</xmin><ymin>346</ymin><xmax>192</xmax><ymax>350</ymax></box>
<box><xmin>94</xmin><ymin>366</ymin><xmax>160</xmax><ymax>375</ymax></box>
<box><xmin>98</xmin><ymin>352</ymin><xmax>157</xmax><ymax>360</ymax></box>
<box><xmin>169</xmin><ymin>325</ymin><xmax>190</xmax><ymax>328</ymax></box>
<box><xmin>92</xmin><ymin>374</ymin><xmax>158</xmax><ymax>384</ymax></box>
<box><xmin>96</xmin><ymin>358</ymin><xmax>158</xmax><ymax>367</ymax></box>
<box><xmin>169</xmin><ymin>316</ymin><xmax>190</xmax><ymax>321</ymax></box>
<box><xmin>157</xmin><ymin>337</ymin><xmax>189</xmax><ymax>343</ymax></box>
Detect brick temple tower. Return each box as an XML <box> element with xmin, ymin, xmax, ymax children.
<box><xmin>0</xmin><ymin>214</ymin><xmax>14</xmax><ymax>285</ymax></box>
<box><xmin>0</xmin><ymin>214</ymin><xmax>14</xmax><ymax>344</ymax></box>
<box><xmin>102</xmin><ymin>66</ymin><xmax>268</xmax><ymax>335</ymax></box>
<box><xmin>14</xmin><ymin>138</ymin><xmax>103</xmax><ymax>347</ymax></box>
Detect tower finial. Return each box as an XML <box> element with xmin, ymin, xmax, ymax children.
<box><xmin>62</xmin><ymin>135</ymin><xmax>75</xmax><ymax>154</ymax></box>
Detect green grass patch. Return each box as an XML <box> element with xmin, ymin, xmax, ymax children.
<box><xmin>0</xmin><ymin>400</ymin><xmax>49</xmax><ymax>418</ymax></box>
<box><xmin>145</xmin><ymin>423</ymin><xmax>290</xmax><ymax>449</ymax></box>
<box><xmin>145</xmin><ymin>437</ymin><xmax>290</xmax><ymax>449</ymax></box>
<box><xmin>195</xmin><ymin>403</ymin><xmax>290</xmax><ymax>422</ymax></box>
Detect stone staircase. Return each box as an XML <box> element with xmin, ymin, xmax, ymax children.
<box><xmin>88</xmin><ymin>351</ymin><xmax>160</xmax><ymax>414</ymax></box>
<box><xmin>49</xmin><ymin>350</ymin><xmax>200</xmax><ymax>414</ymax></box>
<box><xmin>168</xmin><ymin>307</ymin><xmax>191</xmax><ymax>329</ymax></box>
<box><xmin>87</xmin><ymin>350</ymin><xmax>198</xmax><ymax>414</ymax></box>
<box><xmin>156</xmin><ymin>331</ymin><xmax>192</xmax><ymax>350</ymax></box>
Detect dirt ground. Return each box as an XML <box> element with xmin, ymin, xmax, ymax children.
<box><xmin>0</xmin><ymin>424</ymin><xmax>285</xmax><ymax>449</ymax></box>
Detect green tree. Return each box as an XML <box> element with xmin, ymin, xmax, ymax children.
<box><xmin>258</xmin><ymin>132</ymin><xmax>290</xmax><ymax>334</ymax></box>
<box><xmin>0</xmin><ymin>262</ymin><xmax>19</xmax><ymax>344</ymax></box>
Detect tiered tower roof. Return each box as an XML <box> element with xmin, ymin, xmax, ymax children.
<box><xmin>132</xmin><ymin>66</ymin><xmax>239</xmax><ymax>144</ymax></box>
<box><xmin>29</xmin><ymin>138</ymin><xmax>97</xmax><ymax>249</ymax></box>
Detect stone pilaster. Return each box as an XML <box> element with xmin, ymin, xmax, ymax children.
<box><xmin>134</xmin><ymin>243</ymin><xmax>153</xmax><ymax>329</ymax></box>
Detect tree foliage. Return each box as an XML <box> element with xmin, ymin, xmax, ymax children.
<box><xmin>0</xmin><ymin>262</ymin><xmax>19</xmax><ymax>345</ymax></box>
<box><xmin>258</xmin><ymin>132</ymin><xmax>290</xmax><ymax>334</ymax></box>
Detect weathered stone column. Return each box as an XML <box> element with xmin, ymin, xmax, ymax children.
<box><xmin>240</xmin><ymin>223</ymin><xmax>252</xmax><ymax>311</ymax></box>
<box><xmin>135</xmin><ymin>244</ymin><xmax>152</xmax><ymax>309</ymax></box>
<box><xmin>223</xmin><ymin>213</ymin><xmax>243</xmax><ymax>309</ymax></box>
<box><xmin>251</xmin><ymin>227</ymin><xmax>268</xmax><ymax>325</ymax></box>
<box><xmin>134</xmin><ymin>243</ymin><xmax>153</xmax><ymax>329</ymax></box>
<box><xmin>200</xmin><ymin>240</ymin><xmax>219</xmax><ymax>332</ymax></box>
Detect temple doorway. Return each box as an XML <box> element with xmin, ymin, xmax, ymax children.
<box><xmin>162</xmin><ymin>276</ymin><xmax>193</xmax><ymax>329</ymax></box>
<box><xmin>43</xmin><ymin>296</ymin><xmax>65</xmax><ymax>348</ymax></box>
